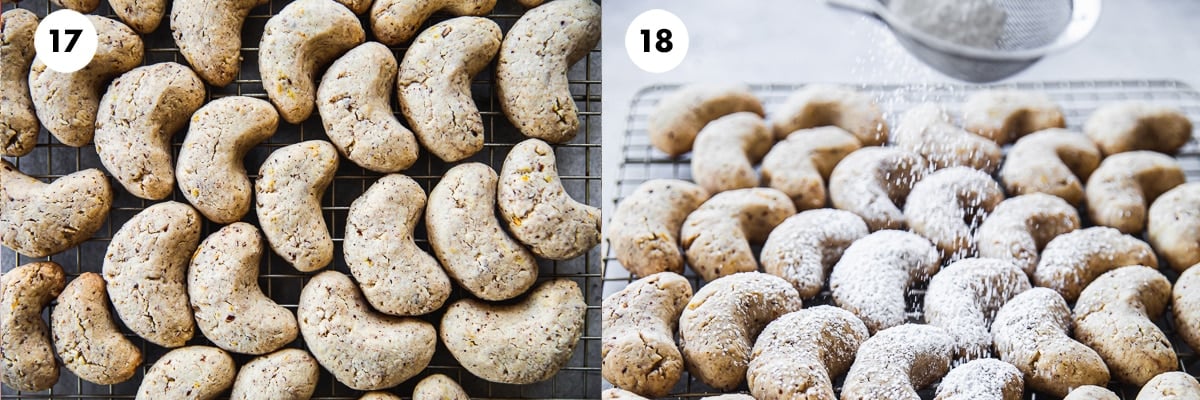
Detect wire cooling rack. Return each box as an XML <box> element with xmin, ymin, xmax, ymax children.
<box><xmin>603</xmin><ymin>80</ymin><xmax>1200</xmax><ymax>399</ymax></box>
<box><xmin>0</xmin><ymin>0</ymin><xmax>601</xmax><ymax>398</ymax></box>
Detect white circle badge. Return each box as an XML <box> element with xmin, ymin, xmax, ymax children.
<box><xmin>624</xmin><ymin>9</ymin><xmax>689</xmax><ymax>73</ymax></box>
<box><xmin>33</xmin><ymin>10</ymin><xmax>99</xmax><ymax>73</ymax></box>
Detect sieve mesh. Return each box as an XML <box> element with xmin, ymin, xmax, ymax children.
<box><xmin>0</xmin><ymin>0</ymin><xmax>602</xmax><ymax>399</ymax></box>
<box><xmin>604</xmin><ymin>80</ymin><xmax>1200</xmax><ymax>399</ymax></box>
<box><xmin>992</xmin><ymin>0</ymin><xmax>1072</xmax><ymax>51</ymax></box>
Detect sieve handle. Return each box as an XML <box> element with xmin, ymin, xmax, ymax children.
<box><xmin>825</xmin><ymin>0</ymin><xmax>886</xmax><ymax>17</ymax></box>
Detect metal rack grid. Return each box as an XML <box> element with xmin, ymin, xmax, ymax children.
<box><xmin>603</xmin><ymin>80</ymin><xmax>1200</xmax><ymax>399</ymax></box>
<box><xmin>0</xmin><ymin>0</ymin><xmax>601</xmax><ymax>398</ymax></box>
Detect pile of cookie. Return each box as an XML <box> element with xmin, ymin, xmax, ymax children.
<box><xmin>603</xmin><ymin>83</ymin><xmax>1200</xmax><ymax>399</ymax></box>
<box><xmin>0</xmin><ymin>0</ymin><xmax>599</xmax><ymax>398</ymax></box>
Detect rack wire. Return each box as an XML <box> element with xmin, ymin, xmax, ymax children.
<box><xmin>0</xmin><ymin>0</ymin><xmax>601</xmax><ymax>398</ymax></box>
<box><xmin>603</xmin><ymin>79</ymin><xmax>1200</xmax><ymax>399</ymax></box>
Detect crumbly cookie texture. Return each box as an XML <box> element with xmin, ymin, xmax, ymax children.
<box><xmin>771</xmin><ymin>84</ymin><xmax>888</xmax><ymax>146</ymax></box>
<box><xmin>0</xmin><ymin>161</ymin><xmax>112</xmax><ymax>258</ymax></box>
<box><xmin>1</xmin><ymin>9</ymin><xmax>39</xmax><ymax>157</ymax></box>
<box><xmin>51</xmin><ymin>272</ymin><xmax>141</xmax><ymax>385</ymax></box>
<box><xmin>976</xmin><ymin>193</ymin><xmax>1081</xmax><ymax>276</ymax></box>
<box><xmin>318</xmin><ymin>42</ymin><xmax>419</xmax><ymax>173</ymax></box>
<box><xmin>30</xmin><ymin>15</ymin><xmax>143</xmax><ymax>147</ymax></box>
<box><xmin>370</xmin><ymin>0</ymin><xmax>496</xmax><ymax>45</ymax></box>
<box><xmin>103</xmin><ymin>201</ymin><xmax>201</xmax><ymax>348</ymax></box>
<box><xmin>1</xmin><ymin>262</ymin><xmax>65</xmax><ymax>391</ymax></box>
<box><xmin>1147</xmin><ymin>183</ymin><xmax>1200</xmax><ymax>271</ymax></box>
<box><xmin>441</xmin><ymin>279</ymin><xmax>586</xmax><ymax>384</ymax></box>
<box><xmin>177</xmin><ymin>96</ymin><xmax>279</xmax><ymax>224</ymax></box>
<box><xmin>51</xmin><ymin>0</ymin><xmax>99</xmax><ymax>12</ymax></box>
<box><xmin>678</xmin><ymin>272</ymin><xmax>802</xmax><ymax>391</ymax></box>
<box><xmin>993</xmin><ymin>288</ymin><xmax>1110</xmax><ymax>397</ymax></box>
<box><xmin>299</xmin><ymin>271</ymin><xmax>436</xmax><ymax>390</ymax></box>
<box><xmin>171</xmin><ymin>0</ymin><xmax>268</xmax><ymax>86</ymax></box>
<box><xmin>1033</xmin><ymin>226</ymin><xmax>1157</xmax><ymax>302</ymax></box>
<box><xmin>747</xmin><ymin>306</ymin><xmax>869</xmax><ymax>400</ymax></box>
<box><xmin>498</xmin><ymin>138</ymin><xmax>601</xmax><ymax>260</ymax></box>
<box><xmin>690</xmin><ymin>112</ymin><xmax>772</xmax><ymax>194</ymax></box>
<box><xmin>255</xmin><ymin>140</ymin><xmax>338</xmax><ymax>272</ymax></box>
<box><xmin>397</xmin><ymin>16</ymin><xmax>501</xmax><ymax>162</ymax></box>
<box><xmin>1086</xmin><ymin>150</ymin><xmax>1184</xmax><ymax>234</ymax></box>
<box><xmin>426</xmin><ymin>163</ymin><xmax>537</xmax><ymax>301</ymax></box>
<box><xmin>828</xmin><ymin>146</ymin><xmax>927</xmax><ymax>231</ymax></box>
<box><xmin>189</xmin><ymin>222</ymin><xmax>298</xmax><ymax>355</ymax></box>
<box><xmin>999</xmin><ymin>129</ymin><xmax>1100</xmax><ymax>206</ymax></box>
<box><xmin>496</xmin><ymin>0</ymin><xmax>600</xmax><ymax>143</ymax></box>
<box><xmin>602</xmin><ymin>272</ymin><xmax>693</xmax><ymax>397</ymax></box>
<box><xmin>830</xmin><ymin>230</ymin><xmax>940</xmax><ymax>334</ymax></box>
<box><xmin>1073</xmin><ymin>266</ymin><xmax>1176</xmax><ymax>386</ymax></box>
<box><xmin>1136</xmin><ymin>372</ymin><xmax>1200</xmax><ymax>400</ymax></box>
<box><xmin>608</xmin><ymin>179</ymin><xmax>709</xmax><ymax>277</ymax></box>
<box><xmin>762</xmin><ymin>126</ymin><xmax>862</xmax><ymax>210</ymax></box>
<box><xmin>647</xmin><ymin>83</ymin><xmax>763</xmax><ymax>156</ymax></box>
<box><xmin>841</xmin><ymin>324</ymin><xmax>954</xmax><ymax>400</ymax></box>
<box><xmin>110</xmin><ymin>0</ymin><xmax>165</xmax><ymax>33</ymax></box>
<box><xmin>95</xmin><ymin>62</ymin><xmax>206</xmax><ymax>200</ymax></box>
<box><xmin>412</xmin><ymin>374</ymin><xmax>469</xmax><ymax>400</ymax></box>
<box><xmin>961</xmin><ymin>89</ymin><xmax>1065</xmax><ymax>144</ymax></box>
<box><xmin>229</xmin><ymin>349</ymin><xmax>320</xmax><ymax>400</ymax></box>
<box><xmin>760</xmin><ymin>209</ymin><xmax>869</xmax><ymax>298</ymax></box>
<box><xmin>1175</xmin><ymin>266</ymin><xmax>1200</xmax><ymax>355</ymax></box>
<box><xmin>934</xmin><ymin>359</ymin><xmax>1023</xmax><ymax>400</ymax></box>
<box><xmin>259</xmin><ymin>0</ymin><xmax>365</xmax><ymax>124</ymax></box>
<box><xmin>135</xmin><ymin>346</ymin><xmax>235</xmax><ymax>400</ymax></box>
<box><xmin>681</xmin><ymin>188</ymin><xmax>796</xmax><ymax>281</ymax></box>
<box><xmin>893</xmin><ymin>103</ymin><xmax>1001</xmax><ymax>173</ymax></box>
<box><xmin>345</xmin><ymin>174</ymin><xmax>451</xmax><ymax>316</ymax></box>
<box><xmin>904</xmin><ymin>166</ymin><xmax>1004</xmax><ymax>260</ymax></box>
<box><xmin>1085</xmin><ymin>101</ymin><xmax>1193</xmax><ymax>155</ymax></box>
<box><xmin>924</xmin><ymin>258</ymin><xmax>1031</xmax><ymax>359</ymax></box>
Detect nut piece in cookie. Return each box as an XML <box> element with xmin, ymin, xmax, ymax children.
<box><xmin>1073</xmin><ymin>266</ymin><xmax>1176</xmax><ymax>386</ymax></box>
<box><xmin>904</xmin><ymin>166</ymin><xmax>1004</xmax><ymax>260</ymax></box>
<box><xmin>171</xmin><ymin>0</ymin><xmax>269</xmax><ymax>86</ymax></box>
<box><xmin>609</xmin><ymin>179</ymin><xmax>709</xmax><ymax>277</ymax></box>
<box><xmin>992</xmin><ymin>289</ymin><xmax>1110</xmax><ymax>397</ymax></box>
<box><xmin>934</xmin><ymin>359</ymin><xmax>1023</xmax><ymax>400</ymax></box>
<box><xmin>1086</xmin><ymin>150</ymin><xmax>1185</xmax><ymax>234</ymax></box>
<box><xmin>691</xmin><ymin>112</ymin><xmax>772</xmax><ymax>194</ymax></box>
<box><xmin>762</xmin><ymin>126</ymin><xmax>862</xmax><ymax>210</ymax></box>
<box><xmin>177</xmin><ymin>96</ymin><xmax>279</xmax><ymax>224</ymax></box>
<box><xmin>999</xmin><ymin>128</ymin><xmax>1100</xmax><ymax>206</ymax></box>
<box><xmin>110</xmin><ymin>0</ymin><xmax>165</xmax><ymax>33</ymax></box>
<box><xmin>135</xmin><ymin>346</ymin><xmax>235</xmax><ymax>400</ymax></box>
<box><xmin>1136</xmin><ymin>372</ymin><xmax>1200</xmax><ymax>400</ymax></box>
<box><xmin>189</xmin><ymin>223</ymin><xmax>298</xmax><ymax>355</ymax></box>
<box><xmin>345</xmin><ymin>174</ymin><xmax>451</xmax><ymax>316</ymax></box>
<box><xmin>370</xmin><ymin>0</ymin><xmax>496</xmax><ymax>45</ymax></box>
<box><xmin>977</xmin><ymin>193</ymin><xmax>1081</xmax><ymax>276</ymax></box>
<box><xmin>427</xmin><ymin>163</ymin><xmax>537</xmax><ymax>300</ymax></box>
<box><xmin>441</xmin><ymin>279</ymin><xmax>586</xmax><ymax>384</ymax></box>
<box><xmin>398</xmin><ymin>17</ymin><xmax>501</xmax><ymax>162</ymax></box>
<box><xmin>681</xmin><ymin>188</ymin><xmax>796</xmax><ymax>281</ymax></box>
<box><xmin>962</xmin><ymin>89</ymin><xmax>1065</xmax><ymax>144</ymax></box>
<box><xmin>892</xmin><ymin>103</ymin><xmax>1002</xmax><ymax>173</ymax></box>
<box><xmin>830</xmin><ymin>230</ymin><xmax>940</xmax><ymax>334</ymax></box>
<box><xmin>1172</xmin><ymin>266</ymin><xmax>1200</xmax><ymax>360</ymax></box>
<box><xmin>770</xmin><ymin>84</ymin><xmax>888</xmax><ymax>146</ymax></box>
<box><xmin>413</xmin><ymin>374</ymin><xmax>469</xmax><ymax>400</ymax></box>
<box><xmin>760</xmin><ymin>209</ymin><xmax>869</xmax><ymax>298</ymax></box>
<box><xmin>299</xmin><ymin>271</ymin><xmax>436</xmax><ymax>390</ymax></box>
<box><xmin>259</xmin><ymin>0</ymin><xmax>365</xmax><ymax>123</ymax></box>
<box><xmin>602</xmin><ymin>272</ymin><xmax>693</xmax><ymax>397</ymax></box>
<box><xmin>1084</xmin><ymin>101</ymin><xmax>1193</xmax><ymax>155</ymax></box>
<box><xmin>103</xmin><ymin>201</ymin><xmax>201</xmax><ymax>348</ymax></box>
<box><xmin>747</xmin><ymin>306</ymin><xmax>869</xmax><ymax>400</ymax></box>
<box><xmin>841</xmin><ymin>324</ymin><xmax>954</xmax><ymax>400</ymax></box>
<box><xmin>1</xmin><ymin>9</ymin><xmax>39</xmax><ymax>157</ymax></box>
<box><xmin>648</xmin><ymin>83</ymin><xmax>764</xmax><ymax>156</ymax></box>
<box><xmin>318</xmin><ymin>42</ymin><xmax>419</xmax><ymax>173</ymax></box>
<box><xmin>52</xmin><ymin>272</ymin><xmax>141</xmax><ymax>385</ymax></box>
<box><xmin>678</xmin><ymin>272</ymin><xmax>802</xmax><ymax>391</ymax></box>
<box><xmin>923</xmin><ymin>258</ymin><xmax>1031</xmax><ymax>359</ymax></box>
<box><xmin>1034</xmin><ymin>226</ymin><xmax>1157</xmax><ymax>302</ymax></box>
<box><xmin>51</xmin><ymin>0</ymin><xmax>99</xmax><ymax>12</ymax></box>
<box><xmin>828</xmin><ymin>146</ymin><xmax>927</xmax><ymax>231</ymax></box>
<box><xmin>255</xmin><ymin>140</ymin><xmax>339</xmax><ymax>272</ymax></box>
<box><xmin>1148</xmin><ymin>183</ymin><xmax>1200</xmax><ymax>271</ymax></box>
<box><xmin>1</xmin><ymin>262</ymin><xmax>65</xmax><ymax>391</ymax></box>
<box><xmin>30</xmin><ymin>15</ymin><xmax>143</xmax><ymax>147</ymax></box>
<box><xmin>1</xmin><ymin>161</ymin><xmax>111</xmax><ymax>258</ymax></box>
<box><xmin>229</xmin><ymin>349</ymin><xmax>320</xmax><ymax>400</ymax></box>
<box><xmin>499</xmin><ymin>138</ymin><xmax>601</xmax><ymax>260</ymax></box>
<box><xmin>96</xmin><ymin>62</ymin><xmax>206</xmax><ymax>200</ymax></box>
<box><xmin>496</xmin><ymin>0</ymin><xmax>600</xmax><ymax>143</ymax></box>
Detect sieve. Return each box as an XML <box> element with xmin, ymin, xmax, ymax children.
<box><xmin>828</xmin><ymin>0</ymin><xmax>1102</xmax><ymax>82</ymax></box>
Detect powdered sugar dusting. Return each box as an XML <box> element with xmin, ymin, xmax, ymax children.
<box><xmin>760</xmin><ymin>209</ymin><xmax>869</xmax><ymax>298</ymax></box>
<box><xmin>830</xmin><ymin>230</ymin><xmax>940</xmax><ymax>334</ymax></box>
